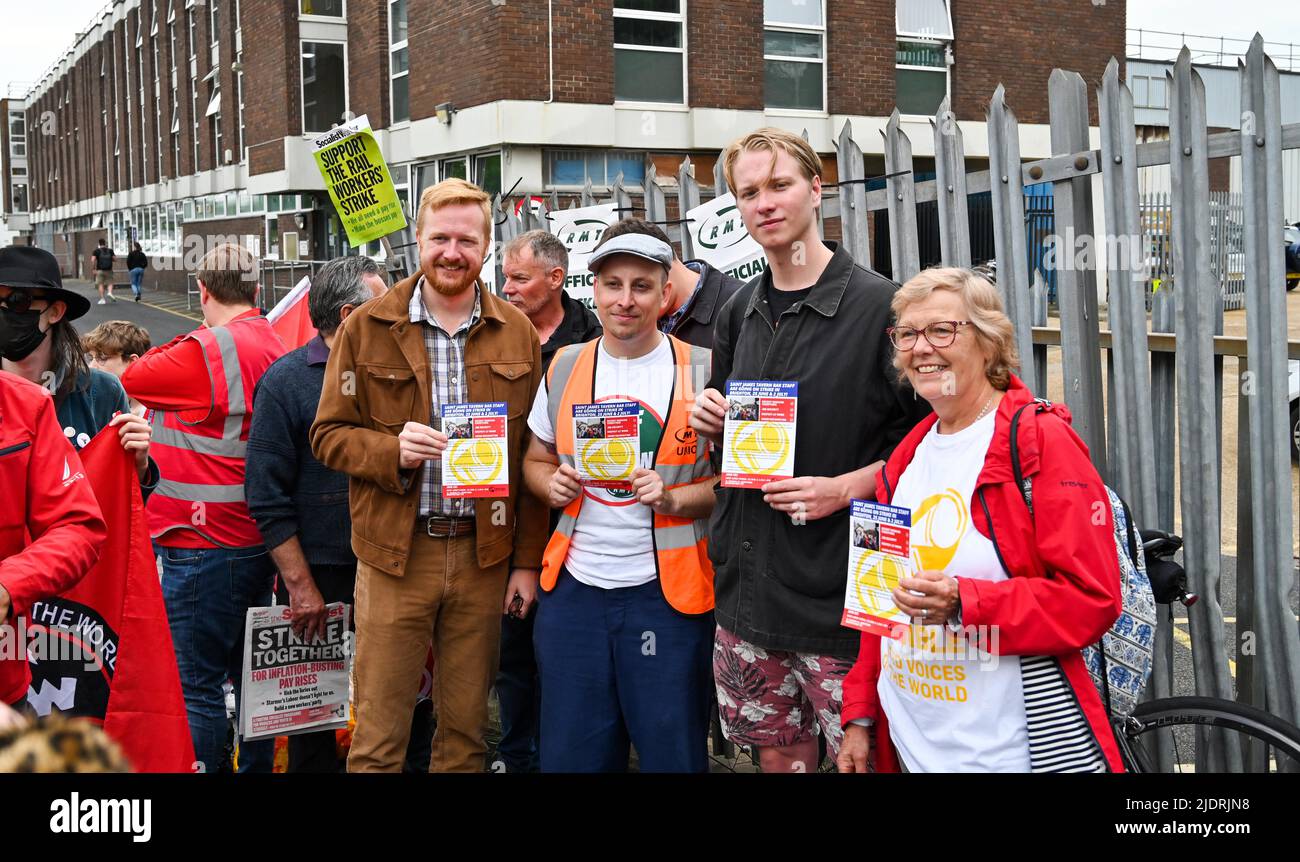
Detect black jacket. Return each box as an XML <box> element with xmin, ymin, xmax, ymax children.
<box><xmin>707</xmin><ymin>243</ymin><xmax>931</xmax><ymax>655</ymax></box>
<box><xmin>127</xmin><ymin>250</ymin><xmax>148</xmax><ymax>270</ymax></box>
<box><xmin>661</xmin><ymin>261</ymin><xmax>745</xmax><ymax>350</ymax></box>
<box><xmin>541</xmin><ymin>290</ymin><xmax>602</xmax><ymax>373</ymax></box>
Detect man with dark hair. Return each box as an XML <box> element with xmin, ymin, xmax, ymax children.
<box><xmin>598</xmin><ymin>218</ymin><xmax>744</xmax><ymax>350</ymax></box>
<box><xmin>90</xmin><ymin>238</ymin><xmax>116</xmax><ymax>305</ymax></box>
<box><xmin>121</xmin><ymin>242</ymin><xmax>287</xmax><ymax>774</ymax></box>
<box><xmin>245</xmin><ymin>255</ymin><xmax>393</xmax><ymax>772</ymax></box>
<box><xmin>494</xmin><ymin>229</ymin><xmax>600</xmax><ymax>773</ymax></box>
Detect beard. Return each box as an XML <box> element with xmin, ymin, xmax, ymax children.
<box><xmin>423</xmin><ymin>262</ymin><xmax>479</xmax><ymax>297</ymax></box>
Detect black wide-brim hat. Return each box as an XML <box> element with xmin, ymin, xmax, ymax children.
<box><xmin>0</xmin><ymin>245</ymin><xmax>91</xmax><ymax>321</ymax></box>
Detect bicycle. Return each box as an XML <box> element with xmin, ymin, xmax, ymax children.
<box><xmin>1114</xmin><ymin>530</ymin><xmax>1300</xmax><ymax>773</ymax></box>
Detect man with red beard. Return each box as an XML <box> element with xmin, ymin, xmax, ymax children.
<box><xmin>311</xmin><ymin>179</ymin><xmax>548</xmax><ymax>772</ymax></box>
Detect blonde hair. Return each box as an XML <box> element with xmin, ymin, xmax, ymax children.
<box><xmin>196</xmin><ymin>242</ymin><xmax>259</xmax><ymax>305</ymax></box>
<box><xmin>890</xmin><ymin>267</ymin><xmax>1020</xmax><ymax>390</ymax></box>
<box><xmin>82</xmin><ymin>320</ymin><xmax>152</xmax><ymax>359</ymax></box>
<box><xmin>721</xmin><ymin>127</ymin><xmax>823</xmax><ymax>195</ymax></box>
<box><xmin>416</xmin><ymin>178</ymin><xmax>492</xmax><ymax>241</ymax></box>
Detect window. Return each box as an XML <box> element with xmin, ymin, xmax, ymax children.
<box><xmin>301</xmin><ymin>41</ymin><xmax>348</xmax><ymax>133</ymax></box>
<box><xmin>9</xmin><ymin>111</ymin><xmax>25</xmax><ymax>159</ymax></box>
<box><xmin>389</xmin><ymin>0</ymin><xmax>409</xmax><ymax>123</ymax></box>
<box><xmin>613</xmin><ymin>1</ymin><xmax>685</xmax><ymax>104</ymax></box>
<box><xmin>545</xmin><ymin>149</ymin><xmax>646</xmax><ymax>188</ymax></box>
<box><xmin>12</xmin><ymin>184</ymin><xmax>28</xmax><ymax>213</ymax></box>
<box><xmin>896</xmin><ymin>0</ymin><xmax>952</xmax><ymax>116</ymax></box>
<box><xmin>1131</xmin><ymin>74</ymin><xmax>1167</xmax><ymax>109</ymax></box>
<box><xmin>191</xmin><ymin>76</ymin><xmax>200</xmax><ymax>171</ymax></box>
<box><xmin>474</xmin><ymin>153</ymin><xmax>501</xmax><ymax>197</ymax></box>
<box><xmin>187</xmin><ymin>8</ymin><xmax>197</xmax><ymax>60</ymax></box>
<box><xmin>300</xmin><ymin>0</ymin><xmax>343</xmax><ymax>16</ymax></box>
<box><xmin>440</xmin><ymin>157</ymin><xmax>467</xmax><ymax>181</ymax></box>
<box><xmin>764</xmin><ymin>0</ymin><xmax>825</xmax><ymax>111</ymax></box>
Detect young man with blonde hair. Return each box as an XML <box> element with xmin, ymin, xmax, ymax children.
<box><xmin>690</xmin><ymin>128</ymin><xmax>930</xmax><ymax>773</ymax></box>
<box><xmin>121</xmin><ymin>242</ymin><xmax>287</xmax><ymax>773</ymax></box>
<box><xmin>312</xmin><ymin>178</ymin><xmax>548</xmax><ymax>772</ymax></box>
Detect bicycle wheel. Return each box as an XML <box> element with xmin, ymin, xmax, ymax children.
<box><xmin>1119</xmin><ymin>696</ymin><xmax>1300</xmax><ymax>773</ymax></box>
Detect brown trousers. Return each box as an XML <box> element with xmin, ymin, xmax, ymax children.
<box><xmin>347</xmin><ymin>531</ymin><xmax>509</xmax><ymax>773</ymax></box>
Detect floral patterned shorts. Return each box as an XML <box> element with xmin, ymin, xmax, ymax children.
<box><xmin>712</xmin><ymin>625</ymin><xmax>856</xmax><ymax>755</ymax></box>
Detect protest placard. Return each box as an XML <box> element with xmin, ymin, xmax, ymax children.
<box><xmin>241</xmin><ymin>603</ymin><xmax>350</xmax><ymax>741</ymax></box>
<box><xmin>441</xmin><ymin>402</ymin><xmax>509</xmax><ymax>498</ymax></box>
<box><xmin>842</xmin><ymin>500</ymin><xmax>913</xmax><ymax>637</ymax></box>
<box><xmin>720</xmin><ymin>380</ymin><xmax>797</xmax><ymax>488</ymax></box>
<box><xmin>311</xmin><ymin>115</ymin><xmax>407</xmax><ymax>246</ymax></box>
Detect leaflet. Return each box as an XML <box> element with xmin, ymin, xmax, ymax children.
<box><xmin>720</xmin><ymin>380</ymin><xmax>797</xmax><ymax>489</ymax></box>
<box><xmin>441</xmin><ymin>402</ymin><xmax>509</xmax><ymax>498</ymax></box>
<box><xmin>242</xmin><ymin>602</ymin><xmax>351</xmax><ymax>741</ymax></box>
<box><xmin>842</xmin><ymin>500</ymin><xmax>913</xmax><ymax>637</ymax></box>
<box><xmin>572</xmin><ymin>401</ymin><xmax>640</xmax><ymax>489</ymax></box>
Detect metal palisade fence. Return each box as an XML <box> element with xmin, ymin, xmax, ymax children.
<box><xmin>486</xmin><ymin>37</ymin><xmax>1300</xmax><ymax>770</ymax></box>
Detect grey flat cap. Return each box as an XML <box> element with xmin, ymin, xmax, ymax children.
<box><xmin>587</xmin><ymin>233</ymin><xmax>674</xmax><ymax>274</ymax></box>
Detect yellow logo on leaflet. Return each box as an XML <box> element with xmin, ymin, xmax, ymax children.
<box><xmin>580</xmin><ymin>438</ymin><xmax>636</xmax><ymax>481</ymax></box>
<box><xmin>448</xmin><ymin>439</ymin><xmax>504</xmax><ymax>485</ymax></box>
<box><xmin>732</xmin><ymin>421</ymin><xmax>790</xmax><ymax>475</ymax></box>
<box><xmin>853</xmin><ymin>550</ymin><xmax>909</xmax><ymax>620</ymax></box>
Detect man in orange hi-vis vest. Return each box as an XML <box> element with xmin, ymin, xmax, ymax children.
<box><xmin>522</xmin><ymin>232</ymin><xmax>717</xmax><ymax>773</ymax></box>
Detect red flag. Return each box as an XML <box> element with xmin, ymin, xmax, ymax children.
<box><xmin>266</xmin><ymin>276</ymin><xmax>317</xmax><ymax>350</ymax></box>
<box><xmin>25</xmin><ymin>427</ymin><xmax>195</xmax><ymax>772</ymax></box>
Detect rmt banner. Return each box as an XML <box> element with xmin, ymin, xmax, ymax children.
<box><xmin>241</xmin><ymin>602</ymin><xmax>351</xmax><ymax>741</ymax></box>
<box><xmin>312</xmin><ymin>115</ymin><xmax>407</xmax><ymax>246</ymax></box>
<box><xmin>685</xmin><ymin>192</ymin><xmax>768</xmax><ymax>282</ymax></box>
<box><xmin>547</xmin><ymin>203</ymin><xmax>619</xmax><ymax>309</ymax></box>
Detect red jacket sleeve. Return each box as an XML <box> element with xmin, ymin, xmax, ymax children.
<box><xmin>840</xmin><ymin>630</ymin><xmax>884</xmax><ymax>726</ymax></box>
<box><xmin>120</xmin><ymin>333</ymin><xmax>213</xmax><ymax>415</ymax></box>
<box><xmin>959</xmin><ymin>418</ymin><xmax>1124</xmax><ymax>656</ymax></box>
<box><xmin>0</xmin><ymin>395</ymin><xmax>107</xmax><ymax>620</ymax></box>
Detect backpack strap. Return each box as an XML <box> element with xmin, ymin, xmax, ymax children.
<box><xmin>1008</xmin><ymin>398</ymin><xmax>1052</xmax><ymax>515</ymax></box>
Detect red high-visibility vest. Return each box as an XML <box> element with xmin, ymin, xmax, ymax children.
<box><xmin>148</xmin><ymin>314</ymin><xmax>285</xmax><ymax>547</ymax></box>
<box><xmin>540</xmin><ymin>335</ymin><xmax>716</xmax><ymax>615</ymax></box>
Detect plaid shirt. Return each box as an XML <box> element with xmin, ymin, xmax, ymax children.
<box><xmin>409</xmin><ymin>278</ymin><xmax>481</xmax><ymax>518</ymax></box>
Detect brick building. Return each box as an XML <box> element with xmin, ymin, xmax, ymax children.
<box><xmin>20</xmin><ymin>0</ymin><xmax>1126</xmax><ymax>291</ymax></box>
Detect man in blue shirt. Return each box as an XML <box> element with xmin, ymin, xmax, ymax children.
<box><xmin>244</xmin><ymin>255</ymin><xmax>394</xmax><ymax>772</ymax></box>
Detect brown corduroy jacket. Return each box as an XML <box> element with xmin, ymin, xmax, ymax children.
<box><xmin>310</xmin><ymin>274</ymin><xmax>548</xmax><ymax>576</ymax></box>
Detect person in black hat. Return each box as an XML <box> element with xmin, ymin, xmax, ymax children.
<box><xmin>0</xmin><ymin>245</ymin><xmax>157</xmax><ymax>489</ymax></box>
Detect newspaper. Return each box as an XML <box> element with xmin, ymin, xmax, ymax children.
<box><xmin>241</xmin><ymin>602</ymin><xmax>351</xmax><ymax>741</ymax></box>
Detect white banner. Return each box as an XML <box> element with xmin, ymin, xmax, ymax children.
<box><xmin>685</xmin><ymin>193</ymin><xmax>769</xmax><ymax>283</ymax></box>
<box><xmin>547</xmin><ymin>203</ymin><xmax>620</xmax><ymax>309</ymax></box>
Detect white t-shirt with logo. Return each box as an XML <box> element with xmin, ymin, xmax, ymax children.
<box><xmin>877</xmin><ymin>409</ymin><xmax>1032</xmax><ymax>773</ymax></box>
<box><xmin>527</xmin><ymin>335</ymin><xmax>674</xmax><ymax>590</ymax></box>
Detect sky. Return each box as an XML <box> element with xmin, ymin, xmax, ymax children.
<box><xmin>0</xmin><ymin>0</ymin><xmax>1297</xmax><ymax>96</ymax></box>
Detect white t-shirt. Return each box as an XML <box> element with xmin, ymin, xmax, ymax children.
<box><xmin>527</xmin><ymin>335</ymin><xmax>675</xmax><ymax>590</ymax></box>
<box><xmin>877</xmin><ymin>409</ymin><xmax>1032</xmax><ymax>773</ymax></box>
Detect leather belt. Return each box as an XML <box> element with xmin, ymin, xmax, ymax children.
<box><xmin>416</xmin><ymin>514</ymin><xmax>476</xmax><ymax>538</ymax></box>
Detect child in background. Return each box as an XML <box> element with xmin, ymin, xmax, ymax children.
<box><xmin>83</xmin><ymin>320</ymin><xmax>152</xmax><ymax>412</ymax></box>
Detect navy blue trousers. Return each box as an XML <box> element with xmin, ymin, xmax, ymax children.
<box><xmin>533</xmin><ymin>569</ymin><xmax>713</xmax><ymax>773</ymax></box>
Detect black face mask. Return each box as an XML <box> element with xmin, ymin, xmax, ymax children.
<box><xmin>0</xmin><ymin>307</ymin><xmax>48</xmax><ymax>362</ymax></box>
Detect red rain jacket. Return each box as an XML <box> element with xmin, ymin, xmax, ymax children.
<box><xmin>0</xmin><ymin>371</ymin><xmax>107</xmax><ymax>705</ymax></box>
<box><xmin>841</xmin><ymin>375</ymin><xmax>1125</xmax><ymax>772</ymax></box>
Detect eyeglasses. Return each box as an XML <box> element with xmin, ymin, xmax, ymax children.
<box><xmin>0</xmin><ymin>288</ymin><xmax>47</xmax><ymax>314</ymax></box>
<box><xmin>886</xmin><ymin>320</ymin><xmax>972</xmax><ymax>350</ymax></box>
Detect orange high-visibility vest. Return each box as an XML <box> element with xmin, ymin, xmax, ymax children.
<box><xmin>540</xmin><ymin>335</ymin><xmax>715</xmax><ymax>615</ymax></box>
<box><xmin>148</xmin><ymin>314</ymin><xmax>285</xmax><ymax>547</ymax></box>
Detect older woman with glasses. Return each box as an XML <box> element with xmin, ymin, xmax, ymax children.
<box><xmin>836</xmin><ymin>267</ymin><xmax>1125</xmax><ymax>773</ymax></box>
<box><xmin>0</xmin><ymin>245</ymin><xmax>156</xmax><ymax>489</ymax></box>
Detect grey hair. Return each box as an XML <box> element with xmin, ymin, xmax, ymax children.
<box><xmin>502</xmin><ymin>229</ymin><xmax>568</xmax><ymax>276</ymax></box>
<box><xmin>308</xmin><ymin>255</ymin><xmax>385</xmax><ymax>335</ymax></box>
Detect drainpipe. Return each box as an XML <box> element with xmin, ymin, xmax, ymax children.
<box><xmin>544</xmin><ymin>0</ymin><xmax>554</xmax><ymax>104</ymax></box>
